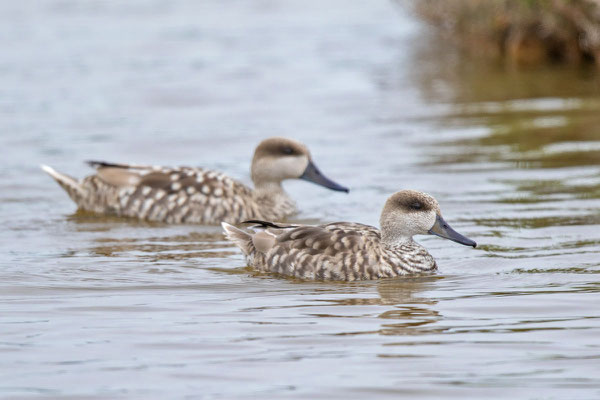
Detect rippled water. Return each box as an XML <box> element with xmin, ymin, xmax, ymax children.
<box><xmin>1</xmin><ymin>1</ymin><xmax>600</xmax><ymax>398</ymax></box>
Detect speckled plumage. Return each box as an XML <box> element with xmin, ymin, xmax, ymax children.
<box><xmin>222</xmin><ymin>190</ymin><xmax>477</xmax><ymax>281</ymax></box>
<box><xmin>225</xmin><ymin>221</ymin><xmax>437</xmax><ymax>280</ymax></box>
<box><xmin>41</xmin><ymin>137</ymin><xmax>347</xmax><ymax>225</ymax></box>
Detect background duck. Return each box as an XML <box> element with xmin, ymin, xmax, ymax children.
<box><xmin>222</xmin><ymin>190</ymin><xmax>476</xmax><ymax>281</ymax></box>
<box><xmin>41</xmin><ymin>137</ymin><xmax>348</xmax><ymax>224</ymax></box>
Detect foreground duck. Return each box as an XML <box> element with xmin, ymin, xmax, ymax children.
<box><xmin>222</xmin><ymin>190</ymin><xmax>476</xmax><ymax>281</ymax></box>
<box><xmin>41</xmin><ymin>137</ymin><xmax>348</xmax><ymax>224</ymax></box>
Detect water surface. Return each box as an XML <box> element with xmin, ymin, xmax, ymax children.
<box><xmin>1</xmin><ymin>1</ymin><xmax>600</xmax><ymax>398</ymax></box>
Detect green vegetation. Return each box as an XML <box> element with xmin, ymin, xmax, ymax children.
<box><xmin>410</xmin><ymin>0</ymin><xmax>600</xmax><ymax>66</ymax></box>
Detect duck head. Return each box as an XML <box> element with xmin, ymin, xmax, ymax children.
<box><xmin>250</xmin><ymin>137</ymin><xmax>349</xmax><ymax>193</ymax></box>
<box><xmin>380</xmin><ymin>190</ymin><xmax>476</xmax><ymax>247</ymax></box>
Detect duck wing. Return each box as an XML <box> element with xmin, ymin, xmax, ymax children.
<box><xmin>271</xmin><ymin>222</ymin><xmax>379</xmax><ymax>254</ymax></box>
<box><xmin>84</xmin><ymin>161</ymin><xmax>253</xmax><ymax>223</ymax></box>
<box><xmin>254</xmin><ymin>222</ymin><xmax>380</xmax><ymax>279</ymax></box>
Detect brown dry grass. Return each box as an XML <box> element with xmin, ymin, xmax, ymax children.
<box><xmin>406</xmin><ymin>0</ymin><xmax>600</xmax><ymax>66</ymax></box>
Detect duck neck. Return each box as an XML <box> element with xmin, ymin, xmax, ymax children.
<box><xmin>253</xmin><ymin>181</ymin><xmax>297</xmax><ymax>219</ymax></box>
<box><xmin>380</xmin><ymin>215</ymin><xmax>419</xmax><ymax>248</ymax></box>
<box><xmin>254</xmin><ymin>180</ymin><xmax>284</xmax><ymax>195</ymax></box>
<box><xmin>381</xmin><ymin>232</ymin><xmax>416</xmax><ymax>248</ymax></box>
<box><xmin>253</xmin><ymin>180</ymin><xmax>290</xmax><ymax>200</ymax></box>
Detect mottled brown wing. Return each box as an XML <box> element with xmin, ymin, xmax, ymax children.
<box><xmin>169</xmin><ymin>168</ymin><xmax>255</xmax><ymax>224</ymax></box>
<box><xmin>140</xmin><ymin>167</ymin><xmax>253</xmax><ymax>224</ymax></box>
<box><xmin>322</xmin><ymin>222</ymin><xmax>381</xmax><ymax>238</ymax></box>
<box><xmin>259</xmin><ymin>222</ymin><xmax>382</xmax><ymax>280</ymax></box>
<box><xmin>272</xmin><ymin>222</ymin><xmax>380</xmax><ymax>256</ymax></box>
<box><xmin>90</xmin><ymin>163</ymin><xmax>253</xmax><ymax>224</ymax></box>
<box><xmin>90</xmin><ymin>161</ymin><xmax>245</xmax><ymax>195</ymax></box>
<box><xmin>91</xmin><ymin>162</ymin><xmax>153</xmax><ymax>187</ymax></box>
<box><xmin>135</xmin><ymin>167</ymin><xmax>245</xmax><ymax>196</ymax></box>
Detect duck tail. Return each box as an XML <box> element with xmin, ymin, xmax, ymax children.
<box><xmin>40</xmin><ymin>164</ymin><xmax>87</xmax><ymax>204</ymax></box>
<box><xmin>221</xmin><ymin>222</ymin><xmax>254</xmax><ymax>256</ymax></box>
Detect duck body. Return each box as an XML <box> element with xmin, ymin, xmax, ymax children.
<box><xmin>41</xmin><ymin>137</ymin><xmax>348</xmax><ymax>225</ymax></box>
<box><xmin>223</xmin><ymin>190</ymin><xmax>476</xmax><ymax>281</ymax></box>
<box><xmin>223</xmin><ymin>221</ymin><xmax>437</xmax><ymax>280</ymax></box>
<box><xmin>43</xmin><ymin>162</ymin><xmax>297</xmax><ymax>224</ymax></box>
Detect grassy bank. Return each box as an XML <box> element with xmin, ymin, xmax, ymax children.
<box><xmin>408</xmin><ymin>0</ymin><xmax>600</xmax><ymax>66</ymax></box>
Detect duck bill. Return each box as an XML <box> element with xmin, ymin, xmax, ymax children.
<box><xmin>300</xmin><ymin>160</ymin><xmax>349</xmax><ymax>193</ymax></box>
<box><xmin>428</xmin><ymin>214</ymin><xmax>476</xmax><ymax>247</ymax></box>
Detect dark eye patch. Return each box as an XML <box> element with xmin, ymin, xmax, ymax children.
<box><xmin>410</xmin><ymin>202</ymin><xmax>422</xmax><ymax>210</ymax></box>
<box><xmin>399</xmin><ymin>199</ymin><xmax>426</xmax><ymax>211</ymax></box>
<box><xmin>281</xmin><ymin>146</ymin><xmax>295</xmax><ymax>155</ymax></box>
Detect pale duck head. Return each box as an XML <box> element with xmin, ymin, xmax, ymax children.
<box><xmin>379</xmin><ymin>190</ymin><xmax>476</xmax><ymax>247</ymax></box>
<box><xmin>250</xmin><ymin>137</ymin><xmax>348</xmax><ymax>193</ymax></box>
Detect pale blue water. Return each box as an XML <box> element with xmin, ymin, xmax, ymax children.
<box><xmin>1</xmin><ymin>1</ymin><xmax>600</xmax><ymax>399</ymax></box>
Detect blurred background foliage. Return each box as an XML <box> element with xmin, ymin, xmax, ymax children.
<box><xmin>406</xmin><ymin>0</ymin><xmax>600</xmax><ymax>67</ymax></box>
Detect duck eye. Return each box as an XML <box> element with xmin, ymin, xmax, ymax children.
<box><xmin>282</xmin><ymin>147</ymin><xmax>294</xmax><ymax>155</ymax></box>
<box><xmin>410</xmin><ymin>202</ymin><xmax>422</xmax><ymax>210</ymax></box>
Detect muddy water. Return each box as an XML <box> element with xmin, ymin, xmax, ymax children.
<box><xmin>1</xmin><ymin>1</ymin><xmax>600</xmax><ymax>398</ymax></box>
